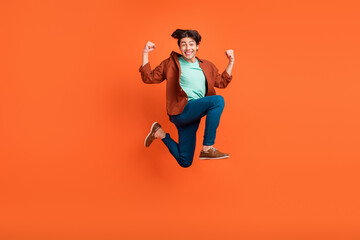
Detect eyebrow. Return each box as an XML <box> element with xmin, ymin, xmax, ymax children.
<box><xmin>181</xmin><ymin>40</ymin><xmax>195</xmax><ymax>44</ymax></box>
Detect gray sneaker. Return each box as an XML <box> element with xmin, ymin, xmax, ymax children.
<box><xmin>199</xmin><ymin>147</ymin><xmax>229</xmax><ymax>160</ymax></box>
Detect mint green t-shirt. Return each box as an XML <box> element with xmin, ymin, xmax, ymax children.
<box><xmin>178</xmin><ymin>56</ymin><xmax>206</xmax><ymax>101</ymax></box>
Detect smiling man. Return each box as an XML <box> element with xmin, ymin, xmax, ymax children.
<box><xmin>140</xmin><ymin>29</ymin><xmax>235</xmax><ymax>168</ymax></box>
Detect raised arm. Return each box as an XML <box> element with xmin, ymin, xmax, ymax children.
<box><xmin>225</xmin><ymin>49</ymin><xmax>235</xmax><ymax>76</ymax></box>
<box><xmin>142</xmin><ymin>41</ymin><xmax>156</xmax><ymax>66</ymax></box>
<box><xmin>213</xmin><ymin>49</ymin><xmax>235</xmax><ymax>88</ymax></box>
<box><xmin>139</xmin><ymin>41</ymin><xmax>166</xmax><ymax>84</ymax></box>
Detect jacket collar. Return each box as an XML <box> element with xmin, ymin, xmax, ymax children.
<box><xmin>171</xmin><ymin>51</ymin><xmax>203</xmax><ymax>63</ymax></box>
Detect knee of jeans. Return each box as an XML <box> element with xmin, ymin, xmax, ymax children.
<box><xmin>178</xmin><ymin>157</ymin><xmax>193</xmax><ymax>168</ymax></box>
<box><xmin>180</xmin><ymin>163</ymin><xmax>192</xmax><ymax>168</ymax></box>
<box><xmin>215</xmin><ymin>95</ymin><xmax>225</xmax><ymax>108</ymax></box>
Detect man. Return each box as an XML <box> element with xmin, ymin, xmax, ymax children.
<box><xmin>140</xmin><ymin>29</ymin><xmax>235</xmax><ymax>168</ymax></box>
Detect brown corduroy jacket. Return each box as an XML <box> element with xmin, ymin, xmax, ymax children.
<box><xmin>139</xmin><ymin>51</ymin><xmax>232</xmax><ymax>116</ymax></box>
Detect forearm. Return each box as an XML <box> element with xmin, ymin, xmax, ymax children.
<box><xmin>142</xmin><ymin>52</ymin><xmax>149</xmax><ymax>66</ymax></box>
<box><xmin>225</xmin><ymin>61</ymin><xmax>234</xmax><ymax>76</ymax></box>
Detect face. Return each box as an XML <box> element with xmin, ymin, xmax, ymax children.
<box><xmin>179</xmin><ymin>37</ymin><xmax>199</xmax><ymax>63</ymax></box>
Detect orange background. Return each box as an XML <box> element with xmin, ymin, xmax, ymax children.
<box><xmin>1</xmin><ymin>0</ymin><xmax>360</xmax><ymax>239</ymax></box>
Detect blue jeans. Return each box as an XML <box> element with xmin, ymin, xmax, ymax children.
<box><xmin>161</xmin><ymin>95</ymin><xmax>225</xmax><ymax>168</ymax></box>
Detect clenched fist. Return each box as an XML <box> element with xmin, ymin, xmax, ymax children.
<box><xmin>225</xmin><ymin>49</ymin><xmax>235</xmax><ymax>63</ymax></box>
<box><xmin>143</xmin><ymin>41</ymin><xmax>156</xmax><ymax>53</ymax></box>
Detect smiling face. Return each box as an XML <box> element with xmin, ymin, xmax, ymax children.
<box><xmin>179</xmin><ymin>37</ymin><xmax>199</xmax><ymax>63</ymax></box>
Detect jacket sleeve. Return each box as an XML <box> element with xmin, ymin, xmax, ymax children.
<box><xmin>139</xmin><ymin>59</ymin><xmax>167</xmax><ymax>84</ymax></box>
<box><xmin>212</xmin><ymin>62</ymin><xmax>232</xmax><ymax>88</ymax></box>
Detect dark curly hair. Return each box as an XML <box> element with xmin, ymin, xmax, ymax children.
<box><xmin>171</xmin><ymin>29</ymin><xmax>202</xmax><ymax>47</ymax></box>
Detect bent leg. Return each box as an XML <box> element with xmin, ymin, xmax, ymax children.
<box><xmin>170</xmin><ymin>95</ymin><xmax>225</xmax><ymax>146</ymax></box>
<box><xmin>203</xmin><ymin>95</ymin><xmax>225</xmax><ymax>146</ymax></box>
<box><xmin>161</xmin><ymin>120</ymin><xmax>200</xmax><ymax>168</ymax></box>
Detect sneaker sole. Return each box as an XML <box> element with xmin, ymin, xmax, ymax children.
<box><xmin>144</xmin><ymin>122</ymin><xmax>158</xmax><ymax>147</ymax></box>
<box><xmin>199</xmin><ymin>155</ymin><xmax>230</xmax><ymax>160</ymax></box>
